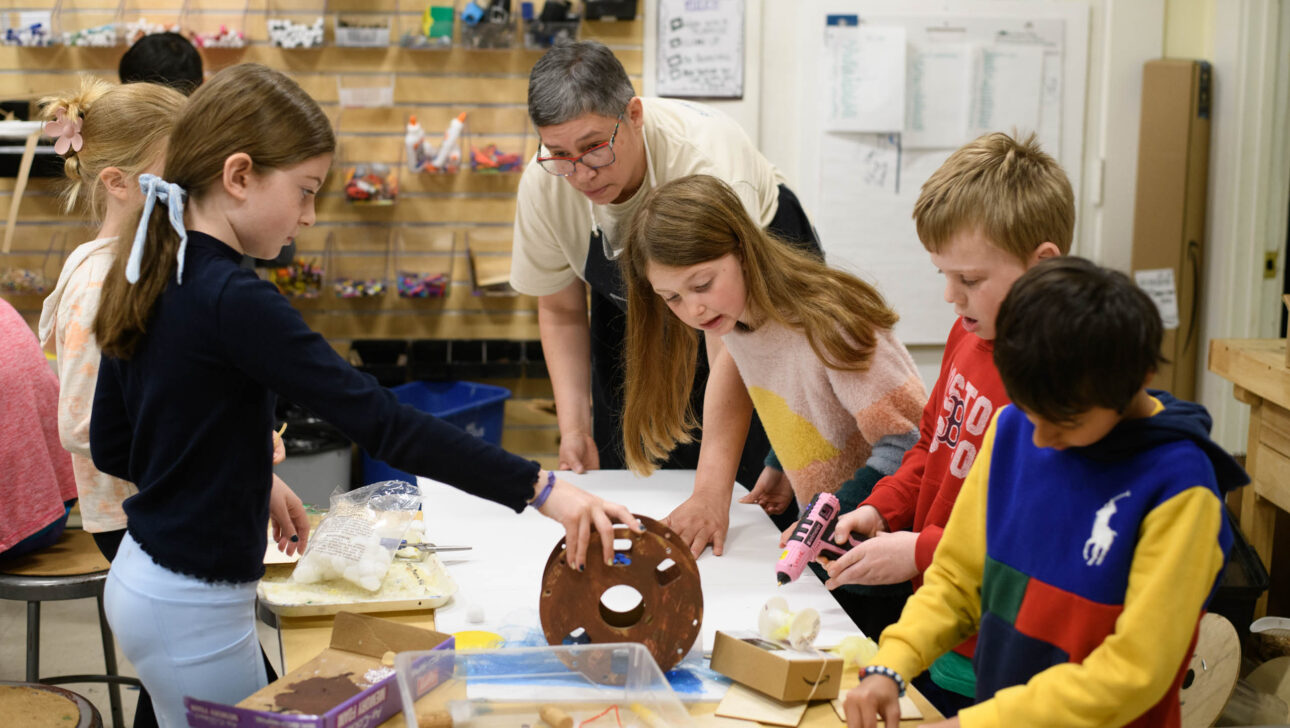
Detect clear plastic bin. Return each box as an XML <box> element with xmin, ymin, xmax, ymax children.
<box><xmin>395</xmin><ymin>643</ymin><xmax>694</xmax><ymax>728</ymax></box>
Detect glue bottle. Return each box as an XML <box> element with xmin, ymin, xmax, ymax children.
<box><xmin>405</xmin><ymin>115</ymin><xmax>426</xmax><ymax>172</ymax></box>
<box><xmin>431</xmin><ymin>112</ymin><xmax>468</xmax><ymax>171</ymax></box>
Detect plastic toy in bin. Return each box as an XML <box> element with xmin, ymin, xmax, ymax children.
<box><xmin>332</xmin><ymin>276</ymin><xmax>386</xmax><ymax>298</ymax></box>
<box><xmin>406</xmin><ymin>113</ymin><xmax>467</xmax><ymax>174</ymax></box>
<box><xmin>192</xmin><ymin>25</ymin><xmax>246</xmax><ymax>48</ymax></box>
<box><xmin>345</xmin><ymin>164</ymin><xmax>399</xmax><ymax>203</ymax></box>
<box><xmin>397</xmin><ymin>271</ymin><xmax>448</xmax><ymax>298</ymax></box>
<box><xmin>470</xmin><ymin>143</ymin><xmax>522</xmax><ymax>173</ymax></box>
<box><xmin>4</xmin><ymin>20</ymin><xmax>54</xmax><ymax>46</ymax></box>
<box><xmin>268</xmin><ymin>259</ymin><xmax>324</xmax><ymax>298</ymax></box>
<box><xmin>267</xmin><ymin>17</ymin><xmax>324</xmax><ymax>48</ymax></box>
<box><xmin>1</xmin><ymin>268</ymin><xmax>50</xmax><ymax>294</ymax></box>
<box><xmin>401</xmin><ymin>5</ymin><xmax>454</xmax><ymax>48</ymax></box>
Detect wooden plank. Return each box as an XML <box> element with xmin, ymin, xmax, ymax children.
<box><xmin>300</xmin><ymin>309</ymin><xmax>538</xmax><ymax>339</ymax></box>
<box><xmin>1209</xmin><ymin>339</ymin><xmax>1290</xmax><ymax>412</ymax></box>
<box><xmin>500</xmin><ymin>426</ymin><xmax>558</xmax><ymax>454</ymax></box>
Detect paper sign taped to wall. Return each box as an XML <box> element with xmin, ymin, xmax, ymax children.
<box><xmin>1134</xmin><ymin>268</ymin><xmax>1181</xmax><ymax>330</ymax></box>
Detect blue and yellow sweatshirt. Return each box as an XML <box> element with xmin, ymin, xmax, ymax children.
<box><xmin>869</xmin><ymin>392</ymin><xmax>1248</xmax><ymax>728</ymax></box>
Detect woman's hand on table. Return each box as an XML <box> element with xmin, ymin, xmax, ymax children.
<box><xmin>269</xmin><ymin>474</ymin><xmax>310</xmax><ymax>556</ymax></box>
<box><xmin>536</xmin><ymin>476</ymin><xmax>643</xmax><ymax>570</ymax></box>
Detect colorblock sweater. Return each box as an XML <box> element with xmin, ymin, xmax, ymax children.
<box><xmin>870</xmin><ymin>394</ymin><xmax>1247</xmax><ymax>728</ymax></box>
<box><xmin>721</xmin><ymin>322</ymin><xmax>925</xmax><ymax>506</ymax></box>
<box><xmin>91</xmin><ymin>231</ymin><xmax>540</xmax><ymax>584</ymax></box>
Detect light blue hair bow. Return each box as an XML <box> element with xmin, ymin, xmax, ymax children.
<box><xmin>126</xmin><ymin>173</ymin><xmax>189</xmax><ymax>285</ymax></box>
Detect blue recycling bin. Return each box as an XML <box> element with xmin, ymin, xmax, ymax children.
<box><xmin>361</xmin><ymin>380</ymin><xmax>511</xmax><ymax>486</ymax></box>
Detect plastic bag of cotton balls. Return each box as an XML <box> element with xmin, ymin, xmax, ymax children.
<box><xmin>292</xmin><ymin>480</ymin><xmax>422</xmax><ymax>592</ymax></box>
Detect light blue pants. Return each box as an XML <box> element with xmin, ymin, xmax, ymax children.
<box><xmin>104</xmin><ymin>532</ymin><xmax>266</xmax><ymax>728</ymax></box>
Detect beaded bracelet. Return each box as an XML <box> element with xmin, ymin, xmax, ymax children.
<box><xmin>529</xmin><ymin>470</ymin><xmax>556</xmax><ymax>509</ymax></box>
<box><xmin>862</xmin><ymin>665</ymin><xmax>907</xmax><ymax>697</ymax></box>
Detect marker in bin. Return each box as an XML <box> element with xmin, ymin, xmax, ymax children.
<box><xmin>775</xmin><ymin>492</ymin><xmax>863</xmax><ymax>586</ymax></box>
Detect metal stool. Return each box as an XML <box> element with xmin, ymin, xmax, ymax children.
<box><xmin>0</xmin><ymin>529</ymin><xmax>141</xmax><ymax>728</ymax></box>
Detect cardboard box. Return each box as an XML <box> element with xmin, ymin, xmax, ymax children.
<box><xmin>1130</xmin><ymin>58</ymin><xmax>1212</xmax><ymax>400</ymax></box>
<box><xmin>709</xmin><ymin>630</ymin><xmax>842</xmax><ymax>702</ymax></box>
<box><xmin>185</xmin><ymin>611</ymin><xmax>453</xmax><ymax>728</ymax></box>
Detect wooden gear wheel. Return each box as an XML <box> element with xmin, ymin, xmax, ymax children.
<box><xmin>538</xmin><ymin>514</ymin><xmax>703</xmax><ymax>683</ymax></box>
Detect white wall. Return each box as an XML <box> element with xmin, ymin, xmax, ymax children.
<box><xmin>639</xmin><ymin>0</ymin><xmax>1290</xmax><ymax>425</ymax></box>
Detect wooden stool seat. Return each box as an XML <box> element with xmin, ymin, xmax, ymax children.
<box><xmin>0</xmin><ymin>529</ymin><xmax>140</xmax><ymax>728</ymax></box>
<box><xmin>0</xmin><ymin>680</ymin><xmax>102</xmax><ymax>728</ymax></box>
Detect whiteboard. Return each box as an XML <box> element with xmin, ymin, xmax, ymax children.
<box><xmin>797</xmin><ymin>0</ymin><xmax>1089</xmax><ymax>344</ymax></box>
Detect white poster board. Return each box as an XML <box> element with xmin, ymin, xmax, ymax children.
<box><xmin>799</xmin><ymin>1</ymin><xmax>1089</xmax><ymax>345</ymax></box>
<box><xmin>657</xmin><ymin>0</ymin><xmax>745</xmax><ymax>99</ymax></box>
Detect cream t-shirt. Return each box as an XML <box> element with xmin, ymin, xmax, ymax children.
<box><xmin>510</xmin><ymin>97</ymin><xmax>788</xmax><ymax>297</ymax></box>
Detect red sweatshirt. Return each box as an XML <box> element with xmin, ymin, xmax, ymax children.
<box><xmin>863</xmin><ymin>318</ymin><xmax>1009</xmax><ymax>579</ymax></box>
<box><xmin>861</xmin><ymin>319</ymin><xmax>1007</xmax><ymax>658</ymax></box>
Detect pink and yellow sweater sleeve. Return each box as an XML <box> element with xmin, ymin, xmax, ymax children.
<box><xmin>825</xmin><ymin>331</ymin><xmax>925</xmax><ymax>475</ymax></box>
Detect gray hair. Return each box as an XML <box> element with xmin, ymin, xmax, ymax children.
<box><xmin>527</xmin><ymin>40</ymin><xmax>635</xmax><ymax>127</ymax></box>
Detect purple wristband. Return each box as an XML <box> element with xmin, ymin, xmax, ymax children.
<box><xmin>529</xmin><ymin>470</ymin><xmax>555</xmax><ymax>509</ymax></box>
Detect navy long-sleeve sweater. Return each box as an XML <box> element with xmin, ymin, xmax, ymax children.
<box><xmin>91</xmin><ymin>231</ymin><xmax>538</xmax><ymax>583</ymax></box>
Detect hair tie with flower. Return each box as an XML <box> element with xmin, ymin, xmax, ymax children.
<box><xmin>44</xmin><ymin>108</ymin><xmax>83</xmax><ymax>156</ymax></box>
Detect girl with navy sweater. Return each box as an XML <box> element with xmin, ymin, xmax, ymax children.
<box><xmin>90</xmin><ymin>63</ymin><xmax>640</xmax><ymax>727</ymax></box>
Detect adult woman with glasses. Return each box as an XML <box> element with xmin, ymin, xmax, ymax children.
<box><xmin>510</xmin><ymin>40</ymin><xmax>821</xmax><ymax>559</ymax></box>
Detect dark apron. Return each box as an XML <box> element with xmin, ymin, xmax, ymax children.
<box><xmin>582</xmin><ymin>184</ymin><xmax>820</xmax><ymax>492</ymax></box>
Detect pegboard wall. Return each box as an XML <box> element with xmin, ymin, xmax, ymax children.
<box><xmin>0</xmin><ymin>0</ymin><xmax>644</xmax><ymax>467</ymax></box>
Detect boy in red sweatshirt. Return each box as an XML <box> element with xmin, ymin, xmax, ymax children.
<box><xmin>823</xmin><ymin>132</ymin><xmax>1073</xmax><ymax>708</ymax></box>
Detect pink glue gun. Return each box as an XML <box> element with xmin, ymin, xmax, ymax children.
<box><xmin>775</xmin><ymin>492</ymin><xmax>863</xmax><ymax>586</ymax></box>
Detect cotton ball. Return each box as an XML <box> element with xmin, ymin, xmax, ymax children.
<box><xmin>467</xmin><ymin>603</ymin><xmax>486</xmax><ymax>624</ymax></box>
<box><xmin>359</xmin><ymin>575</ymin><xmax>382</xmax><ymax>591</ymax></box>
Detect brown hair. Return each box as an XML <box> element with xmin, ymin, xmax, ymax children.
<box><xmin>39</xmin><ymin>77</ymin><xmax>186</xmax><ymax>225</ymax></box>
<box><xmin>621</xmin><ymin>175</ymin><xmax>898</xmax><ymax>475</ymax></box>
<box><xmin>913</xmin><ymin>132</ymin><xmax>1075</xmax><ymax>262</ymax></box>
<box><xmin>95</xmin><ymin>64</ymin><xmax>334</xmax><ymax>359</ymax></box>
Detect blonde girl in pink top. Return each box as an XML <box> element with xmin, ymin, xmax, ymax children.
<box><xmin>38</xmin><ymin>78</ymin><xmax>187</xmax><ymax>562</ymax></box>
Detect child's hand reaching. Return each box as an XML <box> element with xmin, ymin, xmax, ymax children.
<box><xmin>269</xmin><ymin>474</ymin><xmax>310</xmax><ymax>557</ymax></box>
<box><xmin>536</xmin><ymin>476</ymin><xmax>644</xmax><ymax>570</ymax></box>
<box><xmin>844</xmin><ymin>674</ymin><xmax>903</xmax><ymax>728</ymax></box>
<box><xmin>835</xmin><ymin>505</ymin><xmax>888</xmax><ymax>540</ymax></box>
<box><xmin>739</xmin><ymin>465</ymin><xmax>794</xmax><ymax>515</ymax></box>
<box><xmin>824</xmin><ymin>531</ymin><xmax>919</xmax><ymax>587</ymax></box>
<box><xmin>272</xmin><ymin>423</ymin><xmax>286</xmax><ymax>465</ymax></box>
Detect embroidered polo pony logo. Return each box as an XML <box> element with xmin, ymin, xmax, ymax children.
<box><xmin>1083</xmin><ymin>491</ymin><xmax>1131</xmax><ymax>566</ymax></box>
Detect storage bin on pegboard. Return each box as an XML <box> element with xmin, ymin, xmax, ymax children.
<box><xmin>181</xmin><ymin>0</ymin><xmax>247</xmax><ymax>48</ymax></box>
<box><xmin>338</xmin><ymin>78</ymin><xmax>401</xmax><ymax>204</ymax></box>
<box><xmin>469</xmin><ymin>109</ymin><xmax>528</xmax><ymax>174</ymax></box>
<box><xmin>265</xmin><ymin>229</ymin><xmax>325</xmax><ymax>298</ymax></box>
<box><xmin>2</xmin><ymin>9</ymin><xmax>56</xmax><ymax>46</ymax></box>
<box><xmin>406</xmin><ymin>111</ymin><xmax>469</xmax><ymax>175</ymax></box>
<box><xmin>362</xmin><ymin>380</ymin><xmax>511</xmax><ymax>483</ymax></box>
<box><xmin>334</xmin><ymin>11</ymin><xmax>391</xmax><ymax>47</ymax></box>
<box><xmin>394</xmin><ymin>228</ymin><xmax>455</xmax><ymax>299</ymax></box>
<box><xmin>1</xmin><ymin>231</ymin><xmax>65</xmax><ymax>296</ymax></box>
<box><xmin>522</xmin><ymin>0</ymin><xmax>579</xmax><ymax>49</ymax></box>
<box><xmin>266</xmin><ymin>0</ymin><xmax>325</xmax><ymax>48</ymax></box>
<box><xmin>328</xmin><ymin>227</ymin><xmax>391</xmax><ymax>299</ymax></box>
<box><xmin>398</xmin><ymin>1</ymin><xmax>453</xmax><ymax>48</ymax></box>
<box><xmin>54</xmin><ymin>0</ymin><xmax>123</xmax><ymax>46</ymax></box>
<box><xmin>459</xmin><ymin>0</ymin><xmax>515</xmax><ymax>48</ymax></box>
<box><xmin>120</xmin><ymin>0</ymin><xmax>181</xmax><ymax>46</ymax></box>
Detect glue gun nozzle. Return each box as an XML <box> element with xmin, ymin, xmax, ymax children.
<box><xmin>776</xmin><ymin>573</ymin><xmax>791</xmax><ymax>587</ymax></box>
